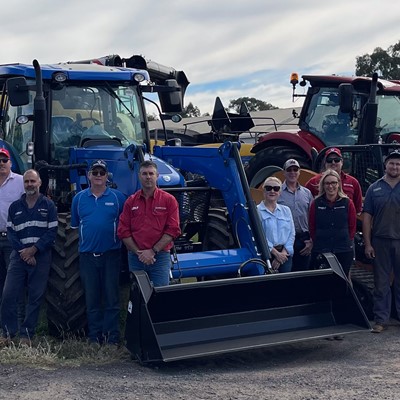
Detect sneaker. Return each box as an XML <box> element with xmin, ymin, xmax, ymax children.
<box><xmin>371</xmin><ymin>323</ymin><xmax>386</xmax><ymax>333</ymax></box>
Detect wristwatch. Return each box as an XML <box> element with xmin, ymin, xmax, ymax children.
<box><xmin>152</xmin><ymin>247</ymin><xmax>158</xmax><ymax>255</ymax></box>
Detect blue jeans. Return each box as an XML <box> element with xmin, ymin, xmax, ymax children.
<box><xmin>1</xmin><ymin>249</ymin><xmax>51</xmax><ymax>339</ymax></box>
<box><xmin>79</xmin><ymin>250</ymin><xmax>121</xmax><ymax>344</ymax></box>
<box><xmin>128</xmin><ymin>251</ymin><xmax>171</xmax><ymax>287</ymax></box>
<box><xmin>372</xmin><ymin>237</ymin><xmax>400</xmax><ymax>324</ymax></box>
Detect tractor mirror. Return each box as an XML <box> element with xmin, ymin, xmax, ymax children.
<box><xmin>7</xmin><ymin>77</ymin><xmax>30</xmax><ymax>106</ymax></box>
<box><xmin>338</xmin><ymin>83</ymin><xmax>353</xmax><ymax>114</ymax></box>
<box><xmin>159</xmin><ymin>79</ymin><xmax>183</xmax><ymax>113</ymax></box>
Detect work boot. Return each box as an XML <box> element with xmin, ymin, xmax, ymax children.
<box><xmin>371</xmin><ymin>323</ymin><xmax>387</xmax><ymax>333</ymax></box>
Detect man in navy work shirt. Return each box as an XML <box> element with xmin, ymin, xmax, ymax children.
<box><xmin>363</xmin><ymin>150</ymin><xmax>400</xmax><ymax>334</ymax></box>
<box><xmin>0</xmin><ymin>169</ymin><xmax>57</xmax><ymax>346</ymax></box>
<box><xmin>71</xmin><ymin>160</ymin><xmax>126</xmax><ymax>346</ymax></box>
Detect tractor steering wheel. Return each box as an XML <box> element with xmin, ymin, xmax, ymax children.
<box><xmin>68</xmin><ymin>117</ymin><xmax>101</xmax><ymax>135</ymax></box>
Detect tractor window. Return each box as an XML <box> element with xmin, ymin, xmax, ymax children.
<box><xmin>2</xmin><ymin>98</ymin><xmax>34</xmax><ymax>170</ymax></box>
<box><xmin>376</xmin><ymin>95</ymin><xmax>400</xmax><ymax>137</ymax></box>
<box><xmin>50</xmin><ymin>84</ymin><xmax>146</xmax><ymax>164</ymax></box>
<box><xmin>304</xmin><ymin>88</ymin><xmax>359</xmax><ymax>146</ymax></box>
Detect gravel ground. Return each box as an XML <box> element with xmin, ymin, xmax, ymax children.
<box><xmin>1</xmin><ymin>320</ymin><xmax>400</xmax><ymax>400</ymax></box>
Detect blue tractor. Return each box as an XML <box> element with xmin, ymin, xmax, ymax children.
<box><xmin>1</xmin><ymin>56</ymin><xmax>369</xmax><ymax>362</ymax></box>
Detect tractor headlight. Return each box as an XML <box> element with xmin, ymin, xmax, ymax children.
<box><xmin>53</xmin><ymin>72</ymin><xmax>67</xmax><ymax>83</ymax></box>
<box><xmin>133</xmin><ymin>73</ymin><xmax>145</xmax><ymax>83</ymax></box>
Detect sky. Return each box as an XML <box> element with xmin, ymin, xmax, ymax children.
<box><xmin>1</xmin><ymin>0</ymin><xmax>399</xmax><ymax>116</ymax></box>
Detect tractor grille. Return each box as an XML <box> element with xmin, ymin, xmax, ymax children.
<box><xmin>164</xmin><ymin>186</ymin><xmax>212</xmax><ymax>225</ymax></box>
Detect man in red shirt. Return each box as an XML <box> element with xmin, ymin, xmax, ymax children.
<box><xmin>118</xmin><ymin>160</ymin><xmax>181</xmax><ymax>286</ymax></box>
<box><xmin>305</xmin><ymin>147</ymin><xmax>363</xmax><ymax>214</ymax></box>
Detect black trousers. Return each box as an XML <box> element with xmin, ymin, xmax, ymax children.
<box><xmin>292</xmin><ymin>232</ymin><xmax>311</xmax><ymax>272</ymax></box>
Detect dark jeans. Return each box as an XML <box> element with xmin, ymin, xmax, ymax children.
<box><xmin>0</xmin><ymin>236</ymin><xmax>12</xmax><ymax>303</ymax></box>
<box><xmin>292</xmin><ymin>232</ymin><xmax>311</xmax><ymax>272</ymax></box>
<box><xmin>1</xmin><ymin>249</ymin><xmax>51</xmax><ymax>339</ymax></box>
<box><xmin>372</xmin><ymin>237</ymin><xmax>400</xmax><ymax>325</ymax></box>
<box><xmin>79</xmin><ymin>250</ymin><xmax>121</xmax><ymax>344</ymax></box>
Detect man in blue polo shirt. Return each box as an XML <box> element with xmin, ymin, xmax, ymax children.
<box><xmin>71</xmin><ymin>160</ymin><xmax>126</xmax><ymax>346</ymax></box>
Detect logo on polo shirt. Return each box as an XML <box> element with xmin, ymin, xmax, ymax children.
<box><xmin>131</xmin><ymin>206</ymin><xmax>139</xmax><ymax>210</ymax></box>
<box><xmin>154</xmin><ymin>206</ymin><xmax>167</xmax><ymax>211</ymax></box>
<box><xmin>105</xmin><ymin>202</ymin><xmax>115</xmax><ymax>206</ymax></box>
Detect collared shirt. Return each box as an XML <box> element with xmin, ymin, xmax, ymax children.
<box><xmin>278</xmin><ymin>182</ymin><xmax>313</xmax><ymax>234</ymax></box>
<box><xmin>257</xmin><ymin>201</ymin><xmax>295</xmax><ymax>255</ymax></box>
<box><xmin>7</xmin><ymin>194</ymin><xmax>58</xmax><ymax>252</ymax></box>
<box><xmin>305</xmin><ymin>171</ymin><xmax>363</xmax><ymax>213</ymax></box>
<box><xmin>363</xmin><ymin>177</ymin><xmax>400</xmax><ymax>239</ymax></box>
<box><xmin>0</xmin><ymin>171</ymin><xmax>24</xmax><ymax>231</ymax></box>
<box><xmin>118</xmin><ymin>187</ymin><xmax>181</xmax><ymax>251</ymax></box>
<box><xmin>71</xmin><ymin>187</ymin><xmax>126</xmax><ymax>253</ymax></box>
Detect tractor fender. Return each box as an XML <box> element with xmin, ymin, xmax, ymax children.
<box><xmin>251</xmin><ymin>130</ymin><xmax>323</xmax><ymax>159</ymax></box>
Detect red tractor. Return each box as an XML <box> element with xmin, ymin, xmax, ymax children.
<box><xmin>246</xmin><ymin>72</ymin><xmax>400</xmax><ymax>186</ymax></box>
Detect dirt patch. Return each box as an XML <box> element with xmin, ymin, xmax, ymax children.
<box><xmin>1</xmin><ymin>320</ymin><xmax>400</xmax><ymax>400</ymax></box>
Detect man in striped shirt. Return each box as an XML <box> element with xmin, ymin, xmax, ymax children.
<box><xmin>0</xmin><ymin>169</ymin><xmax>57</xmax><ymax>345</ymax></box>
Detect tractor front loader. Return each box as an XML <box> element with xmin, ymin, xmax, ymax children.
<box><xmin>125</xmin><ymin>143</ymin><xmax>370</xmax><ymax>363</ymax></box>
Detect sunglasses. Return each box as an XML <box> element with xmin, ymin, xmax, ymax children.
<box><xmin>326</xmin><ymin>157</ymin><xmax>342</xmax><ymax>164</ymax></box>
<box><xmin>91</xmin><ymin>170</ymin><xmax>107</xmax><ymax>176</ymax></box>
<box><xmin>286</xmin><ymin>167</ymin><xmax>299</xmax><ymax>172</ymax></box>
<box><xmin>0</xmin><ymin>158</ymin><xmax>10</xmax><ymax>164</ymax></box>
<box><xmin>264</xmin><ymin>185</ymin><xmax>281</xmax><ymax>192</ymax></box>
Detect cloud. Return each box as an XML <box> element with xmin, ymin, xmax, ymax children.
<box><xmin>2</xmin><ymin>0</ymin><xmax>400</xmax><ymax>115</ymax></box>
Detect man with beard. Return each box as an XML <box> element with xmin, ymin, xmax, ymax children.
<box><xmin>0</xmin><ymin>169</ymin><xmax>57</xmax><ymax>346</ymax></box>
<box><xmin>363</xmin><ymin>150</ymin><xmax>400</xmax><ymax>333</ymax></box>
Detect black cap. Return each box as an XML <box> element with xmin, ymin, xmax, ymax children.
<box><xmin>89</xmin><ymin>160</ymin><xmax>108</xmax><ymax>172</ymax></box>
<box><xmin>385</xmin><ymin>150</ymin><xmax>400</xmax><ymax>162</ymax></box>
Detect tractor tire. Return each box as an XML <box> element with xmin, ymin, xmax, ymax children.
<box><xmin>246</xmin><ymin>145</ymin><xmax>311</xmax><ymax>185</ymax></box>
<box><xmin>198</xmin><ymin>207</ymin><xmax>238</xmax><ymax>280</ymax></box>
<box><xmin>46</xmin><ymin>213</ymin><xmax>87</xmax><ymax>337</ymax></box>
<box><xmin>203</xmin><ymin>207</ymin><xmax>237</xmax><ymax>250</ymax></box>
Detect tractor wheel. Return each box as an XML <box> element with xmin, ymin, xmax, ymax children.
<box><xmin>246</xmin><ymin>145</ymin><xmax>311</xmax><ymax>186</ymax></box>
<box><xmin>203</xmin><ymin>207</ymin><xmax>236</xmax><ymax>250</ymax></box>
<box><xmin>198</xmin><ymin>207</ymin><xmax>238</xmax><ymax>280</ymax></box>
<box><xmin>46</xmin><ymin>213</ymin><xmax>87</xmax><ymax>337</ymax></box>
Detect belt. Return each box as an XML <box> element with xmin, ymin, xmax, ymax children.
<box><xmin>0</xmin><ymin>232</ymin><xmax>7</xmax><ymax>237</ymax></box>
<box><xmin>82</xmin><ymin>252</ymin><xmax>104</xmax><ymax>257</ymax></box>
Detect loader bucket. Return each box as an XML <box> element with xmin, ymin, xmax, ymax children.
<box><xmin>125</xmin><ymin>254</ymin><xmax>371</xmax><ymax>363</ymax></box>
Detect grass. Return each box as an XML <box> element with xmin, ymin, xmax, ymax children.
<box><xmin>0</xmin><ymin>283</ymin><xmax>133</xmax><ymax>369</ymax></box>
<box><xmin>0</xmin><ymin>335</ymin><xmax>132</xmax><ymax>368</ymax></box>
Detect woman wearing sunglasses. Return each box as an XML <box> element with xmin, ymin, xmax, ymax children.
<box><xmin>257</xmin><ymin>177</ymin><xmax>295</xmax><ymax>272</ymax></box>
<box><xmin>308</xmin><ymin>169</ymin><xmax>357</xmax><ymax>278</ymax></box>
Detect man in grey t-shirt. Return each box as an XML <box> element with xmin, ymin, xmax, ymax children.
<box><xmin>363</xmin><ymin>150</ymin><xmax>400</xmax><ymax>333</ymax></box>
